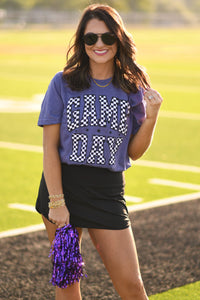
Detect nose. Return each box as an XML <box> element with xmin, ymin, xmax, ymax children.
<box><xmin>95</xmin><ymin>35</ymin><xmax>104</xmax><ymax>47</ymax></box>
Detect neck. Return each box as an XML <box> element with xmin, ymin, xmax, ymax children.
<box><xmin>90</xmin><ymin>60</ymin><xmax>114</xmax><ymax>80</ymax></box>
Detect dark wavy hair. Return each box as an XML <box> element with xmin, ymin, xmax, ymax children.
<box><xmin>63</xmin><ymin>4</ymin><xmax>150</xmax><ymax>93</ymax></box>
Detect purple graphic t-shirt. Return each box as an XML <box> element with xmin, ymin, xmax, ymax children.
<box><xmin>38</xmin><ymin>72</ymin><xmax>145</xmax><ymax>172</ymax></box>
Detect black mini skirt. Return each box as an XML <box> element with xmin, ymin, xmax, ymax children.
<box><xmin>36</xmin><ymin>164</ymin><xmax>130</xmax><ymax>230</ymax></box>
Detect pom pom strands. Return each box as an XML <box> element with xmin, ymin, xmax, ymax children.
<box><xmin>49</xmin><ymin>224</ymin><xmax>85</xmax><ymax>288</ymax></box>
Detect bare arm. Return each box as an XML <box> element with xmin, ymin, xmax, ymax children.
<box><xmin>128</xmin><ymin>88</ymin><xmax>163</xmax><ymax>161</ymax></box>
<box><xmin>43</xmin><ymin>124</ymin><xmax>69</xmax><ymax>226</ymax></box>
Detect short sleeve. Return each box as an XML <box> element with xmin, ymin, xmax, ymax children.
<box><xmin>129</xmin><ymin>87</ymin><xmax>146</xmax><ymax>135</ymax></box>
<box><xmin>38</xmin><ymin>72</ymin><xmax>64</xmax><ymax>127</ymax></box>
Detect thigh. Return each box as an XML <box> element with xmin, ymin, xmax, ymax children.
<box><xmin>88</xmin><ymin>226</ymin><xmax>142</xmax><ymax>289</ymax></box>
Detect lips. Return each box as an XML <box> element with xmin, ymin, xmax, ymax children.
<box><xmin>94</xmin><ymin>49</ymin><xmax>108</xmax><ymax>56</ymax></box>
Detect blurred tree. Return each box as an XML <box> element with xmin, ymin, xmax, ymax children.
<box><xmin>186</xmin><ymin>0</ymin><xmax>200</xmax><ymax>12</ymax></box>
<box><xmin>87</xmin><ymin>0</ymin><xmax>129</xmax><ymax>11</ymax></box>
<box><xmin>33</xmin><ymin>0</ymin><xmax>69</xmax><ymax>10</ymax></box>
<box><xmin>155</xmin><ymin>0</ymin><xmax>188</xmax><ymax>13</ymax></box>
<box><xmin>0</xmin><ymin>0</ymin><xmax>22</xmax><ymax>9</ymax></box>
<box><xmin>0</xmin><ymin>0</ymin><xmax>199</xmax><ymax>13</ymax></box>
<box><xmin>32</xmin><ymin>0</ymin><xmax>129</xmax><ymax>11</ymax></box>
<box><xmin>127</xmin><ymin>0</ymin><xmax>155</xmax><ymax>12</ymax></box>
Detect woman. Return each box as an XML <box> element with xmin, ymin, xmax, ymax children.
<box><xmin>36</xmin><ymin>4</ymin><xmax>163</xmax><ymax>300</ymax></box>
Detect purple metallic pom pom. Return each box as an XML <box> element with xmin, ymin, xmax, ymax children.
<box><xmin>49</xmin><ymin>224</ymin><xmax>85</xmax><ymax>288</ymax></box>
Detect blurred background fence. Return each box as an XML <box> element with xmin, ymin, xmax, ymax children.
<box><xmin>0</xmin><ymin>0</ymin><xmax>200</xmax><ymax>28</ymax></box>
<box><xmin>0</xmin><ymin>10</ymin><xmax>200</xmax><ymax>28</ymax></box>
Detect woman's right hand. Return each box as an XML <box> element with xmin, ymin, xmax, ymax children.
<box><xmin>48</xmin><ymin>205</ymin><xmax>70</xmax><ymax>227</ymax></box>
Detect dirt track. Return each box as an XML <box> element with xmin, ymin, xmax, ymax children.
<box><xmin>0</xmin><ymin>199</ymin><xmax>200</xmax><ymax>299</ymax></box>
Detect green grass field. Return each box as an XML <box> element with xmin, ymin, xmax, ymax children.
<box><xmin>149</xmin><ymin>281</ymin><xmax>200</xmax><ymax>300</ymax></box>
<box><xmin>0</xmin><ymin>27</ymin><xmax>200</xmax><ymax>299</ymax></box>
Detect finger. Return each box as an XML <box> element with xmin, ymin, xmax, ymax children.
<box><xmin>147</xmin><ymin>95</ymin><xmax>154</xmax><ymax>101</ymax></box>
<box><xmin>57</xmin><ymin>224</ymin><xmax>65</xmax><ymax>228</ymax></box>
<box><xmin>49</xmin><ymin>218</ymin><xmax>56</xmax><ymax>224</ymax></box>
<box><xmin>144</xmin><ymin>92</ymin><xmax>162</xmax><ymax>104</ymax></box>
<box><xmin>144</xmin><ymin>93</ymin><xmax>155</xmax><ymax>103</ymax></box>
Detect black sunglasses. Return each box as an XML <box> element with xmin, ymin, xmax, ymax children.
<box><xmin>83</xmin><ymin>32</ymin><xmax>117</xmax><ymax>46</ymax></box>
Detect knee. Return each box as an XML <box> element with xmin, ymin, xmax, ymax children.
<box><xmin>119</xmin><ymin>275</ymin><xmax>148</xmax><ymax>300</ymax></box>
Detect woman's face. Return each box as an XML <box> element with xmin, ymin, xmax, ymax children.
<box><xmin>83</xmin><ymin>18</ymin><xmax>118</xmax><ymax>70</ymax></box>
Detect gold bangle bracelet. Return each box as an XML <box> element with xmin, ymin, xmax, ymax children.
<box><xmin>48</xmin><ymin>193</ymin><xmax>64</xmax><ymax>200</ymax></box>
<box><xmin>48</xmin><ymin>199</ymin><xmax>65</xmax><ymax>209</ymax></box>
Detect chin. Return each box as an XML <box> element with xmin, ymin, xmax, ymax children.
<box><xmin>90</xmin><ymin>56</ymin><xmax>114</xmax><ymax>65</ymax></box>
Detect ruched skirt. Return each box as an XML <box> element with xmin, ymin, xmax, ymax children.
<box><xmin>36</xmin><ymin>164</ymin><xmax>130</xmax><ymax>230</ymax></box>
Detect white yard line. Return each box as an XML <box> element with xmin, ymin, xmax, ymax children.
<box><xmin>125</xmin><ymin>195</ymin><xmax>143</xmax><ymax>203</ymax></box>
<box><xmin>0</xmin><ymin>223</ymin><xmax>45</xmax><ymax>239</ymax></box>
<box><xmin>133</xmin><ymin>159</ymin><xmax>200</xmax><ymax>173</ymax></box>
<box><xmin>128</xmin><ymin>192</ymin><xmax>200</xmax><ymax>213</ymax></box>
<box><xmin>0</xmin><ymin>204</ymin><xmax>44</xmax><ymax>238</ymax></box>
<box><xmin>8</xmin><ymin>203</ymin><xmax>36</xmax><ymax>212</ymax></box>
<box><xmin>160</xmin><ymin>110</ymin><xmax>200</xmax><ymax>120</ymax></box>
<box><xmin>0</xmin><ymin>96</ymin><xmax>43</xmax><ymax>113</ymax></box>
<box><xmin>1</xmin><ymin>98</ymin><xmax>200</xmax><ymax>120</ymax></box>
<box><xmin>0</xmin><ymin>141</ymin><xmax>43</xmax><ymax>153</ymax></box>
<box><xmin>1</xmin><ymin>141</ymin><xmax>200</xmax><ymax>173</ymax></box>
<box><xmin>2</xmin><ymin>191</ymin><xmax>200</xmax><ymax>238</ymax></box>
<box><xmin>1</xmin><ymin>138</ymin><xmax>200</xmax><ymax>238</ymax></box>
<box><xmin>4</xmin><ymin>189</ymin><xmax>200</xmax><ymax>238</ymax></box>
<box><xmin>149</xmin><ymin>178</ymin><xmax>200</xmax><ymax>191</ymax></box>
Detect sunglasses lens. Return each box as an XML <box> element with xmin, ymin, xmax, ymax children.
<box><xmin>83</xmin><ymin>33</ymin><xmax>98</xmax><ymax>45</ymax></box>
<box><xmin>83</xmin><ymin>32</ymin><xmax>116</xmax><ymax>46</ymax></box>
<box><xmin>102</xmin><ymin>33</ymin><xmax>116</xmax><ymax>45</ymax></box>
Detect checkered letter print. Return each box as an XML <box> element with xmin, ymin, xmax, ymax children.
<box><xmin>87</xmin><ymin>135</ymin><xmax>106</xmax><ymax>165</ymax></box>
<box><xmin>66</xmin><ymin>97</ymin><xmax>80</xmax><ymax>132</ymax></box>
<box><xmin>107</xmin><ymin>137</ymin><xmax>123</xmax><ymax>165</ymax></box>
<box><xmin>80</xmin><ymin>95</ymin><xmax>98</xmax><ymax>127</ymax></box>
<box><xmin>118</xmin><ymin>100</ymin><xmax>130</xmax><ymax>135</ymax></box>
<box><xmin>70</xmin><ymin>134</ymin><xmax>88</xmax><ymax>162</ymax></box>
<box><xmin>99</xmin><ymin>96</ymin><xmax>118</xmax><ymax>130</ymax></box>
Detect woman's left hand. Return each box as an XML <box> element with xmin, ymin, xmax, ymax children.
<box><xmin>144</xmin><ymin>88</ymin><xmax>163</xmax><ymax>121</ymax></box>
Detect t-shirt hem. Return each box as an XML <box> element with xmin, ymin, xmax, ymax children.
<box><xmin>38</xmin><ymin>119</ymin><xmax>61</xmax><ymax>127</ymax></box>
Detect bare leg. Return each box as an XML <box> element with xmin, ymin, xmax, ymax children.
<box><xmin>42</xmin><ymin>215</ymin><xmax>82</xmax><ymax>300</ymax></box>
<box><xmin>88</xmin><ymin>226</ymin><xmax>149</xmax><ymax>300</ymax></box>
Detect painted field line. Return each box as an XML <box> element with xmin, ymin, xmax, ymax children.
<box><xmin>1</xmin><ymin>97</ymin><xmax>200</xmax><ymax>120</ymax></box>
<box><xmin>1</xmin><ymin>140</ymin><xmax>200</xmax><ymax>174</ymax></box>
<box><xmin>0</xmin><ymin>140</ymin><xmax>199</xmax><ymax>174</ymax></box>
<box><xmin>8</xmin><ymin>198</ymin><xmax>142</xmax><ymax>212</ymax></box>
<box><xmin>128</xmin><ymin>192</ymin><xmax>200</xmax><ymax>213</ymax></box>
<box><xmin>133</xmin><ymin>159</ymin><xmax>200</xmax><ymax>173</ymax></box>
<box><xmin>0</xmin><ymin>141</ymin><xmax>43</xmax><ymax>153</ymax></box>
<box><xmin>0</xmin><ymin>97</ymin><xmax>42</xmax><ymax>113</ymax></box>
<box><xmin>3</xmin><ymin>192</ymin><xmax>200</xmax><ymax>239</ymax></box>
<box><xmin>160</xmin><ymin>110</ymin><xmax>200</xmax><ymax>120</ymax></box>
<box><xmin>150</xmin><ymin>178</ymin><xmax>200</xmax><ymax>191</ymax></box>
<box><xmin>0</xmin><ymin>223</ymin><xmax>45</xmax><ymax>239</ymax></box>
<box><xmin>125</xmin><ymin>195</ymin><xmax>142</xmax><ymax>203</ymax></box>
<box><xmin>8</xmin><ymin>203</ymin><xmax>36</xmax><ymax>212</ymax></box>
<box><xmin>8</xmin><ymin>198</ymin><xmax>143</xmax><ymax>215</ymax></box>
